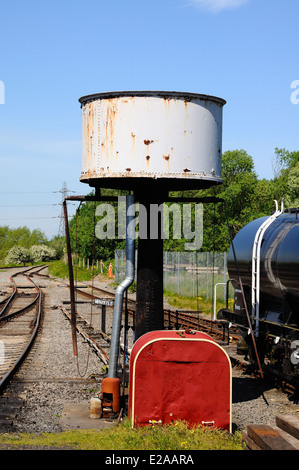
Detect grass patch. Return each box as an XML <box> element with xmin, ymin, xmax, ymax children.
<box><xmin>0</xmin><ymin>419</ymin><xmax>244</xmax><ymax>450</ymax></box>
<box><xmin>47</xmin><ymin>259</ymin><xmax>107</xmax><ymax>283</ymax></box>
<box><xmin>163</xmin><ymin>289</ymin><xmax>229</xmax><ymax>316</ymax></box>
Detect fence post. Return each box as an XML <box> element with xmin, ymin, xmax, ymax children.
<box><xmin>115</xmin><ymin>251</ymin><xmax>119</xmax><ymax>283</ymax></box>
<box><xmin>177</xmin><ymin>252</ymin><xmax>180</xmax><ymax>295</ymax></box>
<box><xmin>175</xmin><ymin>310</ymin><xmax>179</xmax><ymax>330</ymax></box>
<box><xmin>192</xmin><ymin>251</ymin><xmax>195</xmax><ymax>297</ymax></box>
<box><xmin>206</xmin><ymin>252</ymin><xmax>209</xmax><ymax>300</ymax></box>
<box><xmin>102</xmin><ymin>305</ymin><xmax>106</xmax><ymax>333</ymax></box>
<box><xmin>164</xmin><ymin>251</ymin><xmax>167</xmax><ymax>291</ymax></box>
<box><xmin>223</xmin><ymin>252</ymin><xmax>227</xmax><ymax>301</ymax></box>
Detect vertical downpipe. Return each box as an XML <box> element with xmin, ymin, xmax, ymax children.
<box><xmin>108</xmin><ymin>195</ymin><xmax>135</xmax><ymax>378</ymax></box>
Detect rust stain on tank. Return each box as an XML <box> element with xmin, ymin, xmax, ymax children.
<box><xmin>84</xmin><ymin>104</ymin><xmax>97</xmax><ymax>172</ymax></box>
<box><xmin>146</xmin><ymin>155</ymin><xmax>150</xmax><ymax>169</ymax></box>
<box><xmin>104</xmin><ymin>101</ymin><xmax>117</xmax><ymax>161</ymax></box>
<box><xmin>163</xmin><ymin>154</ymin><xmax>170</xmax><ymax>171</ymax></box>
<box><xmin>144</xmin><ymin>140</ymin><xmax>154</xmax><ymax>166</ymax></box>
<box><xmin>131</xmin><ymin>132</ymin><xmax>136</xmax><ymax>159</ymax></box>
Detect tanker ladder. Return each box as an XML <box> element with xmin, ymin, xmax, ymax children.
<box><xmin>251</xmin><ymin>199</ymin><xmax>284</xmax><ymax>338</ymax></box>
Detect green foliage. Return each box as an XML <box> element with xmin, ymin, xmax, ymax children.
<box><xmin>4</xmin><ymin>246</ymin><xmax>31</xmax><ymax>265</ymax></box>
<box><xmin>198</xmin><ymin>148</ymin><xmax>295</xmax><ymax>251</ymax></box>
<box><xmin>29</xmin><ymin>244</ymin><xmax>56</xmax><ymax>262</ymax></box>
<box><xmin>68</xmin><ymin>190</ymin><xmax>125</xmax><ymax>262</ymax></box>
<box><xmin>273</xmin><ymin>147</ymin><xmax>299</xmax><ymax>177</ymax></box>
<box><xmin>47</xmin><ymin>259</ymin><xmax>106</xmax><ymax>282</ymax></box>
<box><xmin>47</xmin><ymin>235</ymin><xmax>65</xmax><ymax>259</ymax></box>
<box><xmin>0</xmin><ymin>419</ymin><xmax>244</xmax><ymax>450</ymax></box>
<box><xmin>0</xmin><ymin>225</ymin><xmax>48</xmax><ymax>262</ymax></box>
<box><xmin>0</xmin><ymin>225</ymin><xmax>65</xmax><ymax>265</ymax></box>
<box><xmin>221</xmin><ymin>149</ymin><xmax>255</xmax><ymax>184</ymax></box>
<box><xmin>164</xmin><ymin>289</ymin><xmax>228</xmax><ymax>315</ymax></box>
<box><xmin>285</xmin><ymin>162</ymin><xmax>299</xmax><ymax>207</ymax></box>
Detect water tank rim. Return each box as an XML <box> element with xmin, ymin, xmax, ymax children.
<box><xmin>78</xmin><ymin>90</ymin><xmax>226</xmax><ymax>107</ymax></box>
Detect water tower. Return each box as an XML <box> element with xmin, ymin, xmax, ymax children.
<box><xmin>66</xmin><ymin>91</ymin><xmax>226</xmax><ymax>388</ymax></box>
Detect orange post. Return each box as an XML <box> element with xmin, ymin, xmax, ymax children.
<box><xmin>107</xmin><ymin>262</ymin><xmax>113</xmax><ymax>278</ymax></box>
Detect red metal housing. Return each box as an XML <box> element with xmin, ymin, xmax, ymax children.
<box><xmin>128</xmin><ymin>330</ymin><xmax>232</xmax><ymax>432</ymax></box>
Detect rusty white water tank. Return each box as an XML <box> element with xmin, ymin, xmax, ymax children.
<box><xmin>78</xmin><ymin>91</ymin><xmax>226</xmax><ymax>190</ymax></box>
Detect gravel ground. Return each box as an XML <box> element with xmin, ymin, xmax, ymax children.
<box><xmin>0</xmin><ymin>267</ymin><xmax>105</xmax><ymax>435</ymax></box>
<box><xmin>0</xmin><ymin>266</ymin><xmax>298</xmax><ymax>441</ymax></box>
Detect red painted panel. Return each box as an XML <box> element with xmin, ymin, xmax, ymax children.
<box><xmin>129</xmin><ymin>330</ymin><xmax>231</xmax><ymax>432</ymax></box>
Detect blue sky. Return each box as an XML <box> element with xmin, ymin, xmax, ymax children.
<box><xmin>0</xmin><ymin>0</ymin><xmax>298</xmax><ymax>238</ymax></box>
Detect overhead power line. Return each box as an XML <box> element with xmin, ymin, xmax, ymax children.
<box><xmin>0</xmin><ymin>204</ymin><xmax>60</xmax><ymax>207</ymax></box>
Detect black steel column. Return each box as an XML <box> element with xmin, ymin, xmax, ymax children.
<box><xmin>135</xmin><ymin>189</ymin><xmax>166</xmax><ymax>340</ymax></box>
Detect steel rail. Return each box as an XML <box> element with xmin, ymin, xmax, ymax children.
<box><xmin>0</xmin><ymin>269</ymin><xmax>43</xmax><ymax>391</ymax></box>
<box><xmin>0</xmin><ymin>277</ymin><xmax>17</xmax><ymax>317</ymax></box>
<box><xmin>0</xmin><ymin>265</ymin><xmax>44</xmax><ymax>319</ymax></box>
<box><xmin>61</xmin><ymin>307</ymin><xmax>110</xmax><ymax>365</ymax></box>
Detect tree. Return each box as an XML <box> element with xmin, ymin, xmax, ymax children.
<box><xmin>48</xmin><ymin>235</ymin><xmax>65</xmax><ymax>259</ymax></box>
<box><xmin>273</xmin><ymin>148</ymin><xmax>299</xmax><ymax>177</ymax></box>
<box><xmin>285</xmin><ymin>162</ymin><xmax>299</xmax><ymax>207</ymax></box>
<box><xmin>198</xmin><ymin>150</ymin><xmax>260</xmax><ymax>250</ymax></box>
<box><xmin>29</xmin><ymin>245</ymin><xmax>56</xmax><ymax>262</ymax></box>
<box><xmin>5</xmin><ymin>246</ymin><xmax>31</xmax><ymax>266</ymax></box>
<box><xmin>0</xmin><ymin>226</ymin><xmax>48</xmax><ymax>261</ymax></box>
<box><xmin>221</xmin><ymin>149</ymin><xmax>255</xmax><ymax>185</ymax></box>
<box><xmin>272</xmin><ymin>148</ymin><xmax>299</xmax><ymax>209</ymax></box>
<box><xmin>68</xmin><ymin>191</ymin><xmax>126</xmax><ymax>262</ymax></box>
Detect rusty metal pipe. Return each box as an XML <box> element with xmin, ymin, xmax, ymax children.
<box><xmin>108</xmin><ymin>195</ymin><xmax>135</xmax><ymax>378</ymax></box>
<box><xmin>63</xmin><ymin>199</ymin><xmax>78</xmax><ymax>356</ymax></box>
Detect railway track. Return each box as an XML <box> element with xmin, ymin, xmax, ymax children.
<box><xmin>71</xmin><ymin>282</ymin><xmax>240</xmax><ymax>344</ymax></box>
<box><xmin>28</xmin><ymin>266</ymin><xmax>242</xmax><ymax>372</ymax></box>
<box><xmin>32</xmin><ymin>266</ymin><xmax>299</xmax><ymax>399</ymax></box>
<box><xmin>44</xmin><ymin>280</ymin><xmax>241</xmax><ymax>388</ymax></box>
<box><xmin>0</xmin><ymin>266</ymin><xmax>44</xmax><ymax>391</ymax></box>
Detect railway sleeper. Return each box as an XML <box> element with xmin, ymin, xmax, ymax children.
<box><xmin>242</xmin><ymin>415</ymin><xmax>299</xmax><ymax>450</ymax></box>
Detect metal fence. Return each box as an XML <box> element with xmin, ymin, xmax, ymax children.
<box><xmin>115</xmin><ymin>250</ymin><xmax>229</xmax><ymax>302</ymax></box>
